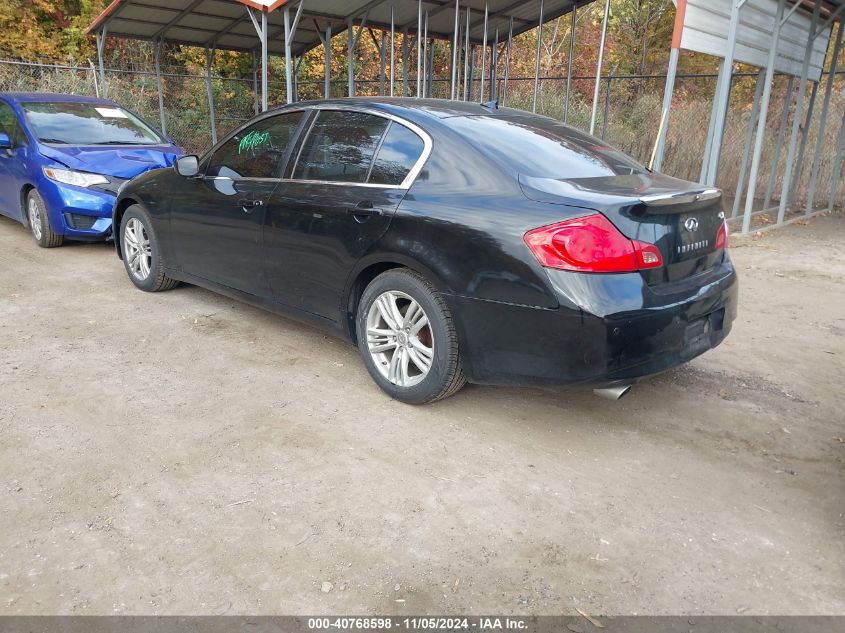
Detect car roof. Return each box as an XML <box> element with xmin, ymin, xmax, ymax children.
<box><xmin>0</xmin><ymin>92</ymin><xmax>118</xmax><ymax>106</ymax></box>
<box><xmin>271</xmin><ymin>97</ymin><xmax>535</xmax><ymax>121</ymax></box>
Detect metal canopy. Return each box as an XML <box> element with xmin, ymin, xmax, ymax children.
<box><xmin>87</xmin><ymin>0</ymin><xmax>590</xmax><ymax>58</ymax></box>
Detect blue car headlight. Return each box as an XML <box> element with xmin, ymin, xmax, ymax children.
<box><xmin>43</xmin><ymin>167</ymin><xmax>110</xmax><ymax>189</ymax></box>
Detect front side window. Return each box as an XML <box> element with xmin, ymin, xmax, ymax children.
<box><xmin>207</xmin><ymin>111</ymin><xmax>304</xmax><ymax>179</ymax></box>
<box><xmin>293</xmin><ymin>110</ymin><xmax>389</xmax><ymax>183</ymax></box>
<box><xmin>369</xmin><ymin>122</ymin><xmax>425</xmax><ymax>186</ymax></box>
<box><xmin>0</xmin><ymin>102</ymin><xmax>26</xmax><ymax>147</ymax></box>
<box><xmin>21</xmin><ymin>101</ymin><xmax>163</xmax><ymax>146</ymax></box>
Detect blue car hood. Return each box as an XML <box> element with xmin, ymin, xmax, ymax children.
<box><xmin>39</xmin><ymin>144</ymin><xmax>180</xmax><ymax>179</ymax></box>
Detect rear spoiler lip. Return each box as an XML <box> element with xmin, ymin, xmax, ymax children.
<box><xmin>639</xmin><ymin>188</ymin><xmax>722</xmax><ymax>207</ymax></box>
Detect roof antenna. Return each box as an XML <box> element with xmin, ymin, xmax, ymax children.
<box><xmin>481</xmin><ymin>99</ymin><xmax>499</xmax><ymax>111</ymax></box>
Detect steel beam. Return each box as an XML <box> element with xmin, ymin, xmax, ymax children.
<box><xmin>741</xmin><ymin>0</ymin><xmax>786</xmax><ymax>234</ymax></box>
<box><xmin>763</xmin><ymin>75</ymin><xmax>795</xmax><ymax>210</ymax></box>
<box><xmin>700</xmin><ymin>58</ymin><xmax>726</xmax><ymax>184</ymax></box>
<box><xmin>806</xmin><ymin>24</ymin><xmax>843</xmax><ymax>213</ymax></box>
<box><xmin>417</xmin><ymin>0</ymin><xmax>422</xmax><ymax>97</ymax></box>
<box><xmin>827</xmin><ymin>111</ymin><xmax>845</xmax><ymax>211</ymax></box>
<box><xmin>788</xmin><ymin>79</ymin><xmax>818</xmax><ymax>203</ymax></box>
<box><xmin>502</xmin><ymin>16</ymin><xmax>513</xmax><ymax>106</ymax></box>
<box><xmin>532</xmin><ymin>0</ymin><xmax>545</xmax><ymax>113</ymax></box>
<box><xmin>96</xmin><ymin>26</ymin><xmax>108</xmax><ymax>98</ymax></box>
<box><xmin>731</xmin><ymin>68</ymin><xmax>765</xmax><ymax>218</ymax></box>
<box><xmin>155</xmin><ymin>38</ymin><xmax>167</xmax><ymax>136</ymax></box>
<box><xmin>704</xmin><ymin>0</ymin><xmax>746</xmax><ymax>186</ymax></box>
<box><xmin>480</xmin><ymin>3</ymin><xmax>488</xmax><ymax>102</ymax></box>
<box><xmin>463</xmin><ymin>8</ymin><xmax>471</xmax><ymax>100</ymax></box>
<box><xmin>451</xmin><ymin>0</ymin><xmax>460</xmax><ymax>100</ymax></box>
<box><xmin>204</xmin><ymin>45</ymin><xmax>217</xmax><ymax>145</ymax></box>
<box><xmin>777</xmin><ymin>0</ymin><xmax>822</xmax><ymax>225</ymax></box>
<box><xmin>390</xmin><ymin>6</ymin><xmax>395</xmax><ymax>97</ymax></box>
<box><xmin>589</xmin><ymin>0</ymin><xmax>610</xmax><ymax>135</ymax></box>
<box><xmin>652</xmin><ymin>0</ymin><xmax>689</xmax><ymax>172</ymax></box>
<box><xmin>284</xmin><ymin>1</ymin><xmax>305</xmax><ymax>104</ymax></box>
<box><xmin>564</xmin><ymin>7</ymin><xmax>575</xmax><ymax>124</ymax></box>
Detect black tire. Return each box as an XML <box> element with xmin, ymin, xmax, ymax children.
<box><xmin>26</xmin><ymin>189</ymin><xmax>63</xmax><ymax>248</ymax></box>
<box><xmin>119</xmin><ymin>205</ymin><xmax>179</xmax><ymax>292</ymax></box>
<box><xmin>357</xmin><ymin>268</ymin><xmax>466</xmax><ymax>405</ymax></box>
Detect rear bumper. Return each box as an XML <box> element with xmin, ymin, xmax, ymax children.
<box><xmin>38</xmin><ymin>177</ymin><xmax>114</xmax><ymax>240</ymax></box>
<box><xmin>445</xmin><ymin>256</ymin><xmax>738</xmax><ymax>387</ymax></box>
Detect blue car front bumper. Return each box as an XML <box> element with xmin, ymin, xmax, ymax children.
<box><xmin>37</xmin><ymin>175</ymin><xmax>120</xmax><ymax>240</ymax></box>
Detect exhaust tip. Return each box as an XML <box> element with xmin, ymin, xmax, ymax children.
<box><xmin>593</xmin><ymin>385</ymin><xmax>632</xmax><ymax>401</ymax></box>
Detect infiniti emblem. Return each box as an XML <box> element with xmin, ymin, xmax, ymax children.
<box><xmin>684</xmin><ymin>217</ymin><xmax>699</xmax><ymax>232</ymax></box>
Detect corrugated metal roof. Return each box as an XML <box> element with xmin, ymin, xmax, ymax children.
<box><xmin>87</xmin><ymin>0</ymin><xmax>594</xmax><ymax>58</ymax></box>
<box><xmin>679</xmin><ymin>0</ymin><xmax>838</xmax><ymax>80</ymax></box>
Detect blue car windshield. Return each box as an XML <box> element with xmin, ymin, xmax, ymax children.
<box><xmin>21</xmin><ymin>102</ymin><xmax>163</xmax><ymax>145</ymax></box>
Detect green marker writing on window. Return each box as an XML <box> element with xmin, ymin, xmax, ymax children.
<box><xmin>238</xmin><ymin>130</ymin><xmax>270</xmax><ymax>154</ymax></box>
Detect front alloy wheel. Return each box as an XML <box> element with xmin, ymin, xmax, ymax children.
<box><xmin>366</xmin><ymin>291</ymin><xmax>435</xmax><ymax>388</ymax></box>
<box><xmin>123</xmin><ymin>217</ymin><xmax>152</xmax><ymax>281</ymax></box>
<box><xmin>26</xmin><ymin>190</ymin><xmax>63</xmax><ymax>248</ymax></box>
<box><xmin>119</xmin><ymin>205</ymin><xmax>178</xmax><ymax>292</ymax></box>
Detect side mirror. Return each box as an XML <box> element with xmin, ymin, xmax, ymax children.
<box><xmin>0</xmin><ymin>132</ymin><xmax>11</xmax><ymax>150</ymax></box>
<box><xmin>174</xmin><ymin>155</ymin><xmax>199</xmax><ymax>177</ymax></box>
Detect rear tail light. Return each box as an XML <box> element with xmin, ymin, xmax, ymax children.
<box><xmin>715</xmin><ymin>220</ymin><xmax>729</xmax><ymax>250</ymax></box>
<box><xmin>524</xmin><ymin>214</ymin><xmax>663</xmax><ymax>273</ymax></box>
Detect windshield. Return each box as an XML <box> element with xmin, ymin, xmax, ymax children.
<box><xmin>21</xmin><ymin>102</ymin><xmax>164</xmax><ymax>146</ymax></box>
<box><xmin>447</xmin><ymin>114</ymin><xmax>648</xmax><ymax>179</ymax></box>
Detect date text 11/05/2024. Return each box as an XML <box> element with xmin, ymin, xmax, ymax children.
<box><xmin>308</xmin><ymin>618</ymin><xmax>529</xmax><ymax>630</ymax></box>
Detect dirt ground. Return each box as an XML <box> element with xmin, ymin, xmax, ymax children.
<box><xmin>0</xmin><ymin>211</ymin><xmax>843</xmax><ymax>616</ymax></box>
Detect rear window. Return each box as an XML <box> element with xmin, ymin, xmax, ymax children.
<box><xmin>446</xmin><ymin>115</ymin><xmax>647</xmax><ymax>179</ymax></box>
<box><xmin>21</xmin><ymin>101</ymin><xmax>163</xmax><ymax>146</ymax></box>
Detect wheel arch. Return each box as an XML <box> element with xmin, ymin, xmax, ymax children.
<box><xmin>342</xmin><ymin>254</ymin><xmax>451</xmax><ymax>345</ymax></box>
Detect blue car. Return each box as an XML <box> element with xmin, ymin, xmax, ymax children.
<box><xmin>0</xmin><ymin>92</ymin><xmax>182</xmax><ymax>247</ymax></box>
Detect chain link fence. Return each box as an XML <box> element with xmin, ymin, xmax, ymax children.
<box><xmin>2</xmin><ymin>58</ymin><xmax>843</xmax><ymax>212</ymax></box>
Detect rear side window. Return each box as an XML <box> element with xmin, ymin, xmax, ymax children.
<box><xmin>369</xmin><ymin>122</ymin><xmax>425</xmax><ymax>186</ymax></box>
<box><xmin>446</xmin><ymin>115</ymin><xmax>647</xmax><ymax>179</ymax></box>
<box><xmin>293</xmin><ymin>110</ymin><xmax>389</xmax><ymax>183</ymax></box>
<box><xmin>207</xmin><ymin>111</ymin><xmax>303</xmax><ymax>179</ymax></box>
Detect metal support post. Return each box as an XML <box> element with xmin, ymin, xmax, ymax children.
<box><xmin>789</xmin><ymin>80</ymin><xmax>819</xmax><ymax>203</ymax></box>
<box><xmin>480</xmin><ymin>3</ymin><xmax>488</xmax><ymax>102</ymax></box>
<box><xmin>652</xmin><ymin>0</ymin><xmax>689</xmax><ymax>171</ymax></box>
<box><xmin>807</xmin><ymin>24</ymin><xmax>843</xmax><ymax>213</ymax></box>
<box><xmin>154</xmin><ymin>38</ymin><xmax>167</xmax><ymax>136</ymax></box>
<box><xmin>205</xmin><ymin>45</ymin><xmax>217</xmax><ymax>145</ymax></box>
<box><xmin>777</xmin><ymin>0</ymin><xmax>822</xmax><ymax>225</ymax></box>
<box><xmin>705</xmin><ymin>0</ymin><xmax>747</xmax><ymax>186</ymax></box>
<box><xmin>464</xmin><ymin>8</ymin><xmax>471</xmax><ymax>100</ymax></box>
<box><xmin>827</xmin><ymin>112</ymin><xmax>845</xmax><ymax>211</ymax></box>
<box><xmin>763</xmin><ymin>75</ymin><xmax>795</xmax><ymax>210</ymax></box>
<box><xmin>390</xmin><ymin>6</ymin><xmax>395</xmax><ymax>97</ymax></box>
<box><xmin>96</xmin><ymin>26</ymin><xmax>108</xmax><ymax>98</ymax></box>
<box><xmin>502</xmin><ymin>16</ymin><xmax>513</xmax><ymax>106</ymax></box>
<box><xmin>700</xmin><ymin>58</ymin><xmax>726</xmax><ymax>184</ymax></box>
<box><xmin>590</xmin><ymin>0</ymin><xmax>610</xmax><ymax>135</ymax></box>
<box><xmin>451</xmin><ymin>0</ymin><xmax>460</xmax><ymax>100</ymax></box>
<box><xmin>731</xmin><ymin>68</ymin><xmax>766</xmax><ymax>218</ymax></box>
<box><xmin>533</xmin><ymin>0</ymin><xmax>545</xmax><ymax>113</ymax></box>
<box><xmin>742</xmin><ymin>0</ymin><xmax>801</xmax><ymax>234</ymax></box>
<box><xmin>564</xmin><ymin>7</ymin><xmax>575</xmax><ymax>124</ymax></box>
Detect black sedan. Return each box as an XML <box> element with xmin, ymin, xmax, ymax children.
<box><xmin>112</xmin><ymin>99</ymin><xmax>737</xmax><ymax>405</ymax></box>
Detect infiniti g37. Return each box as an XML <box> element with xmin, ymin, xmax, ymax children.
<box><xmin>112</xmin><ymin>99</ymin><xmax>737</xmax><ymax>404</ymax></box>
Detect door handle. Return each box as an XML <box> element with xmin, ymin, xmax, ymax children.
<box><xmin>346</xmin><ymin>202</ymin><xmax>382</xmax><ymax>217</ymax></box>
<box><xmin>238</xmin><ymin>199</ymin><xmax>264</xmax><ymax>212</ymax></box>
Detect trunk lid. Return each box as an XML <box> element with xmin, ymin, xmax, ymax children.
<box><xmin>519</xmin><ymin>173</ymin><xmax>727</xmax><ymax>283</ymax></box>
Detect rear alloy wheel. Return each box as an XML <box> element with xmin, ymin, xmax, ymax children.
<box><xmin>357</xmin><ymin>269</ymin><xmax>466</xmax><ymax>404</ymax></box>
<box><xmin>26</xmin><ymin>190</ymin><xmax>63</xmax><ymax>248</ymax></box>
<box><xmin>120</xmin><ymin>205</ymin><xmax>178</xmax><ymax>292</ymax></box>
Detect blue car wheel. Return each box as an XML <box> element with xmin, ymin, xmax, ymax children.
<box><xmin>27</xmin><ymin>189</ymin><xmax>63</xmax><ymax>248</ymax></box>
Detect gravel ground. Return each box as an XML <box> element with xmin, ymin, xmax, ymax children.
<box><xmin>0</xmin><ymin>211</ymin><xmax>843</xmax><ymax>616</ymax></box>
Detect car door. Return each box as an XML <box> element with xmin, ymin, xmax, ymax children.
<box><xmin>0</xmin><ymin>101</ymin><xmax>29</xmax><ymax>221</ymax></box>
<box><xmin>264</xmin><ymin>109</ymin><xmax>428</xmax><ymax>321</ymax></box>
<box><xmin>168</xmin><ymin>111</ymin><xmax>305</xmax><ymax>296</ymax></box>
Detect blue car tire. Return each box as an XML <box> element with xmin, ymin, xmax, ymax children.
<box><xmin>27</xmin><ymin>189</ymin><xmax>63</xmax><ymax>248</ymax></box>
